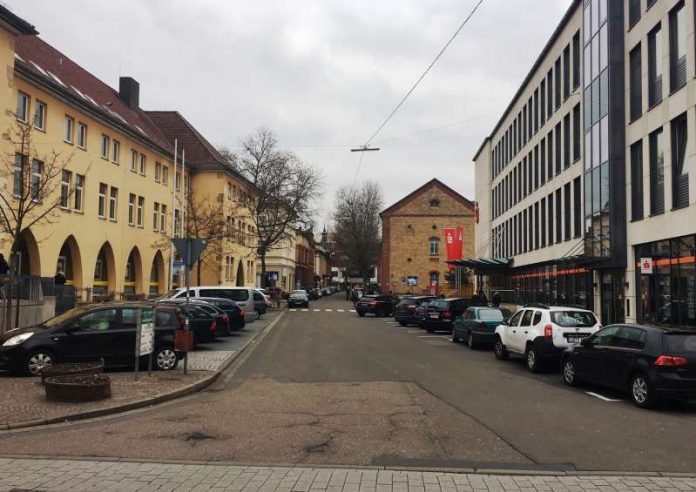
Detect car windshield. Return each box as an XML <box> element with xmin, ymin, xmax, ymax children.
<box><xmin>550</xmin><ymin>310</ymin><xmax>597</xmax><ymax>327</ymax></box>
<box><xmin>664</xmin><ymin>331</ymin><xmax>696</xmax><ymax>354</ymax></box>
<box><xmin>291</xmin><ymin>291</ymin><xmax>307</xmax><ymax>296</ymax></box>
<box><xmin>40</xmin><ymin>307</ymin><xmax>88</xmax><ymax>328</ymax></box>
<box><xmin>478</xmin><ymin>309</ymin><xmax>505</xmax><ymax>321</ymax></box>
<box><xmin>428</xmin><ymin>300</ymin><xmax>448</xmax><ymax>309</ymax></box>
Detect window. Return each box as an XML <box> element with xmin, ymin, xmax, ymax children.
<box><xmin>563</xmin><ymin>114</ymin><xmax>570</xmax><ymax>169</ymax></box>
<box><xmin>547</xmin><ymin>192</ymin><xmax>554</xmax><ymax>246</ymax></box>
<box><xmin>556</xmin><ymin>189</ymin><xmax>562</xmax><ymax>243</ymax></box>
<box><xmin>153</xmin><ymin>203</ymin><xmax>160</xmax><ymax>231</ymax></box>
<box><xmin>130</xmin><ymin>150</ymin><xmax>138</xmax><ymax>172</ymax></box>
<box><xmin>74</xmin><ymin>174</ymin><xmax>84</xmax><ymax>212</ymax></box>
<box><xmin>34</xmin><ymin>100</ymin><xmax>46</xmax><ymax>130</ymax></box>
<box><xmin>160</xmin><ymin>204</ymin><xmax>167</xmax><ymax>233</ymax></box>
<box><xmin>629</xmin><ymin>0</ymin><xmax>641</xmax><ymax>28</ymax></box>
<box><xmin>669</xmin><ymin>1</ymin><xmax>686</xmax><ymax>92</ymax></box>
<box><xmin>30</xmin><ymin>159</ymin><xmax>42</xmax><ymax>201</ymax></box>
<box><xmin>162</xmin><ymin>166</ymin><xmax>168</xmax><ymax>186</ymax></box>
<box><xmin>112</xmin><ymin>140</ymin><xmax>120</xmax><ymax>164</ymax></box>
<box><xmin>572</xmin><ymin>104</ymin><xmax>581</xmax><ymax>161</ymax></box>
<box><xmin>648</xmin><ymin>25</ymin><xmax>663</xmax><ymax>106</ymax></box>
<box><xmin>629</xmin><ymin>44</ymin><xmax>642</xmax><ymax>121</ymax></box>
<box><xmin>564</xmin><ymin>182</ymin><xmax>571</xmax><ymax>241</ymax></box>
<box><xmin>540</xmin><ymin>80</ymin><xmax>546</xmax><ymax>125</ymax></box>
<box><xmin>13</xmin><ymin>154</ymin><xmax>23</xmax><ymax>196</ymax></box>
<box><xmin>155</xmin><ymin>162</ymin><xmax>162</xmax><ymax>182</ymax></box>
<box><xmin>547</xmin><ymin>69</ymin><xmax>553</xmax><ymax>118</ymax></box>
<box><xmin>429</xmin><ymin>238</ymin><xmax>439</xmax><ymax>256</ymax></box>
<box><xmin>60</xmin><ymin>170</ymin><xmax>72</xmax><ymax>209</ymax></box>
<box><xmin>671</xmin><ymin>112</ymin><xmax>689</xmax><ymax>209</ymax></box>
<box><xmin>175</xmin><ymin>172</ymin><xmax>182</xmax><ymax>191</ymax></box>
<box><xmin>555</xmin><ymin>122</ymin><xmax>561</xmax><ymax>174</ymax></box>
<box><xmin>563</xmin><ymin>45</ymin><xmax>570</xmax><ymax>100</ymax></box>
<box><xmin>16</xmin><ymin>92</ymin><xmax>29</xmax><ymax>122</ymax></box>
<box><xmin>139</xmin><ymin>154</ymin><xmax>146</xmax><ymax>175</ymax></box>
<box><xmin>100</xmin><ymin>135</ymin><xmax>110</xmax><ymax>159</ymax></box>
<box><xmin>109</xmin><ymin>187</ymin><xmax>118</xmax><ymax>221</ymax></box>
<box><xmin>98</xmin><ymin>183</ymin><xmax>107</xmax><ymax>218</ymax></box>
<box><xmin>77</xmin><ymin>123</ymin><xmax>87</xmax><ymax>149</ymax></box>
<box><xmin>630</xmin><ymin>141</ymin><xmax>644</xmax><ymax>221</ymax></box>
<box><xmin>541</xmin><ymin>199</ymin><xmax>547</xmax><ymax>248</ymax></box>
<box><xmin>128</xmin><ymin>193</ymin><xmax>136</xmax><ymax>225</ymax></box>
<box><xmin>649</xmin><ymin>128</ymin><xmax>664</xmax><ymax>215</ymax></box>
<box><xmin>64</xmin><ymin>116</ymin><xmax>74</xmax><ymax>143</ymax></box>
<box><xmin>573</xmin><ymin>177</ymin><xmax>581</xmax><ymax>237</ymax></box>
<box><xmin>554</xmin><ymin>58</ymin><xmax>561</xmax><ymax>108</ymax></box>
<box><xmin>137</xmin><ymin>196</ymin><xmax>144</xmax><ymax>227</ymax></box>
<box><xmin>572</xmin><ymin>32</ymin><xmax>580</xmax><ymax>89</ymax></box>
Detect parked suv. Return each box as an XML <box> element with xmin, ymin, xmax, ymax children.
<box><xmin>393</xmin><ymin>296</ymin><xmax>437</xmax><ymax>326</ymax></box>
<box><xmin>421</xmin><ymin>298</ymin><xmax>471</xmax><ymax>333</ymax></box>
<box><xmin>355</xmin><ymin>295</ymin><xmax>396</xmax><ymax>317</ymax></box>
<box><xmin>494</xmin><ymin>304</ymin><xmax>601</xmax><ymax>372</ymax></box>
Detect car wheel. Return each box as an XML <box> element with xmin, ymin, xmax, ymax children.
<box><xmin>398</xmin><ymin>321</ymin><xmax>407</xmax><ymax>327</ymax></box>
<box><xmin>155</xmin><ymin>347</ymin><xmax>178</xmax><ymax>371</ymax></box>
<box><xmin>253</xmin><ymin>310</ymin><xmax>259</xmax><ymax>320</ymax></box>
<box><xmin>526</xmin><ymin>346</ymin><xmax>541</xmax><ymax>373</ymax></box>
<box><xmin>467</xmin><ymin>332</ymin><xmax>478</xmax><ymax>350</ymax></box>
<box><xmin>494</xmin><ymin>337</ymin><xmax>508</xmax><ymax>360</ymax></box>
<box><xmin>630</xmin><ymin>373</ymin><xmax>655</xmax><ymax>409</ymax></box>
<box><xmin>562</xmin><ymin>358</ymin><xmax>579</xmax><ymax>387</ymax></box>
<box><xmin>358</xmin><ymin>312</ymin><xmax>365</xmax><ymax>317</ymax></box>
<box><xmin>451</xmin><ymin>329</ymin><xmax>459</xmax><ymax>343</ymax></box>
<box><xmin>25</xmin><ymin>349</ymin><xmax>55</xmax><ymax>376</ymax></box>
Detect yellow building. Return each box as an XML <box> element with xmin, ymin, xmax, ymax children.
<box><xmin>0</xmin><ymin>8</ymin><xmax>257</xmax><ymax>302</ymax></box>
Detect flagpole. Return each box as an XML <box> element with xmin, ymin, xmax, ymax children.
<box><xmin>169</xmin><ymin>139</ymin><xmax>178</xmax><ymax>290</ymax></box>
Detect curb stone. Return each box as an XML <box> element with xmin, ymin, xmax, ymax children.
<box><xmin>0</xmin><ymin>311</ymin><xmax>285</xmax><ymax>431</ymax></box>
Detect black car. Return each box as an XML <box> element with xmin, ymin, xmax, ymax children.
<box><xmin>0</xmin><ymin>303</ymin><xmax>184</xmax><ymax>376</ymax></box>
<box><xmin>421</xmin><ymin>298</ymin><xmax>472</xmax><ymax>333</ymax></box>
<box><xmin>355</xmin><ymin>295</ymin><xmax>396</xmax><ymax>317</ymax></box>
<box><xmin>196</xmin><ymin>297</ymin><xmax>245</xmax><ymax>333</ymax></box>
<box><xmin>393</xmin><ymin>296</ymin><xmax>437</xmax><ymax>326</ymax></box>
<box><xmin>155</xmin><ymin>300</ymin><xmax>218</xmax><ymax>343</ymax></box>
<box><xmin>561</xmin><ymin>324</ymin><xmax>696</xmax><ymax>408</ymax></box>
<box><xmin>413</xmin><ymin>301</ymin><xmax>434</xmax><ymax>327</ymax></box>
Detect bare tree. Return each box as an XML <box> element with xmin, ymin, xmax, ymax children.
<box><xmin>0</xmin><ymin>115</ymin><xmax>78</xmax><ymax>332</ymax></box>
<box><xmin>233</xmin><ymin>128</ymin><xmax>322</xmax><ymax>287</ymax></box>
<box><xmin>332</xmin><ymin>181</ymin><xmax>383</xmax><ymax>287</ymax></box>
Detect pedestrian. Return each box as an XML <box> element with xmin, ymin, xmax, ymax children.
<box><xmin>54</xmin><ymin>271</ymin><xmax>66</xmax><ymax>285</ymax></box>
<box><xmin>492</xmin><ymin>291</ymin><xmax>502</xmax><ymax>307</ymax></box>
<box><xmin>0</xmin><ymin>254</ymin><xmax>8</xmax><ymax>276</ymax></box>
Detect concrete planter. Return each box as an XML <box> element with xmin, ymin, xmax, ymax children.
<box><xmin>40</xmin><ymin>360</ymin><xmax>104</xmax><ymax>383</ymax></box>
<box><xmin>44</xmin><ymin>374</ymin><xmax>112</xmax><ymax>402</ymax></box>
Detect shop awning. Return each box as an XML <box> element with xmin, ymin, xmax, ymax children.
<box><xmin>446</xmin><ymin>257</ymin><xmax>512</xmax><ymax>272</ymax></box>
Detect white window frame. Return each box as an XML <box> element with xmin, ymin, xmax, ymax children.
<box><xmin>16</xmin><ymin>92</ymin><xmax>29</xmax><ymax>123</ymax></box>
<box><xmin>34</xmin><ymin>100</ymin><xmax>46</xmax><ymax>131</ymax></box>
<box><xmin>109</xmin><ymin>187</ymin><xmax>118</xmax><ymax>221</ymax></box>
<box><xmin>30</xmin><ymin>159</ymin><xmax>42</xmax><ymax>201</ymax></box>
<box><xmin>139</xmin><ymin>154</ymin><xmax>146</xmax><ymax>175</ymax></box>
<box><xmin>60</xmin><ymin>169</ymin><xmax>72</xmax><ymax>209</ymax></box>
<box><xmin>74</xmin><ymin>174</ymin><xmax>84</xmax><ymax>212</ymax></box>
<box><xmin>112</xmin><ymin>140</ymin><xmax>120</xmax><ymax>164</ymax></box>
<box><xmin>64</xmin><ymin>116</ymin><xmax>74</xmax><ymax>144</ymax></box>
<box><xmin>76</xmin><ymin>122</ymin><xmax>87</xmax><ymax>149</ymax></box>
<box><xmin>175</xmin><ymin>171</ymin><xmax>181</xmax><ymax>191</ymax></box>
<box><xmin>154</xmin><ymin>162</ymin><xmax>161</xmax><ymax>182</ymax></box>
<box><xmin>160</xmin><ymin>204</ymin><xmax>167</xmax><ymax>233</ymax></box>
<box><xmin>98</xmin><ymin>183</ymin><xmax>107</xmax><ymax>218</ymax></box>
<box><xmin>13</xmin><ymin>154</ymin><xmax>23</xmax><ymax>197</ymax></box>
<box><xmin>130</xmin><ymin>150</ymin><xmax>138</xmax><ymax>172</ymax></box>
<box><xmin>128</xmin><ymin>193</ymin><xmax>136</xmax><ymax>225</ymax></box>
<box><xmin>153</xmin><ymin>202</ymin><xmax>159</xmax><ymax>231</ymax></box>
<box><xmin>100</xmin><ymin>135</ymin><xmax>110</xmax><ymax>160</ymax></box>
<box><xmin>162</xmin><ymin>165</ymin><xmax>168</xmax><ymax>186</ymax></box>
<box><xmin>137</xmin><ymin>196</ymin><xmax>144</xmax><ymax>227</ymax></box>
<box><xmin>429</xmin><ymin>238</ymin><xmax>440</xmax><ymax>256</ymax></box>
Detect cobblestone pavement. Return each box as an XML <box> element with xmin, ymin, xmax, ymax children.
<box><xmin>0</xmin><ymin>458</ymin><xmax>695</xmax><ymax>492</ymax></box>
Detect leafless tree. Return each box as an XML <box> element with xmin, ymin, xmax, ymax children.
<box><xmin>233</xmin><ymin>128</ymin><xmax>322</xmax><ymax>287</ymax></box>
<box><xmin>0</xmin><ymin>115</ymin><xmax>79</xmax><ymax>332</ymax></box>
<box><xmin>332</xmin><ymin>181</ymin><xmax>383</xmax><ymax>287</ymax></box>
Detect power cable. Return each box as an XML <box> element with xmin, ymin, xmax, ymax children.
<box><xmin>362</xmin><ymin>0</ymin><xmax>485</xmax><ymax>147</ymax></box>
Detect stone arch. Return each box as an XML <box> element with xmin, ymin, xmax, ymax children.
<box><xmin>149</xmin><ymin>250</ymin><xmax>166</xmax><ymax>296</ymax></box>
<box><xmin>16</xmin><ymin>228</ymin><xmax>41</xmax><ymax>275</ymax></box>
<box><xmin>124</xmin><ymin>246</ymin><xmax>143</xmax><ymax>297</ymax></box>
<box><xmin>93</xmin><ymin>242</ymin><xmax>116</xmax><ymax>299</ymax></box>
<box><xmin>56</xmin><ymin>235</ymin><xmax>83</xmax><ymax>287</ymax></box>
<box><xmin>236</xmin><ymin>260</ymin><xmax>245</xmax><ymax>286</ymax></box>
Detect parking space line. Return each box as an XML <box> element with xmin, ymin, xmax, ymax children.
<box><xmin>313</xmin><ymin>309</ymin><xmax>321</xmax><ymax>312</ymax></box>
<box><xmin>586</xmin><ymin>392</ymin><xmax>622</xmax><ymax>402</ymax></box>
<box><xmin>289</xmin><ymin>309</ymin><xmax>297</xmax><ymax>312</ymax></box>
<box><xmin>301</xmin><ymin>309</ymin><xmax>309</xmax><ymax>312</ymax></box>
<box><xmin>349</xmin><ymin>309</ymin><xmax>356</xmax><ymax>312</ymax></box>
<box><xmin>418</xmin><ymin>335</ymin><xmax>450</xmax><ymax>339</ymax></box>
<box><xmin>337</xmin><ymin>309</ymin><xmax>345</xmax><ymax>312</ymax></box>
<box><xmin>325</xmin><ymin>309</ymin><xmax>333</xmax><ymax>312</ymax></box>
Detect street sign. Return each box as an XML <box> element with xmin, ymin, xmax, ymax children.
<box><xmin>139</xmin><ymin>322</ymin><xmax>154</xmax><ymax>356</ymax></box>
<box><xmin>407</xmin><ymin>275</ymin><xmax>418</xmax><ymax>286</ymax></box>
<box><xmin>640</xmin><ymin>257</ymin><xmax>653</xmax><ymax>275</ymax></box>
<box><xmin>172</xmin><ymin>238</ymin><xmax>208</xmax><ymax>268</ymax></box>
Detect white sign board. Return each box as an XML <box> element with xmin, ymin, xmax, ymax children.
<box><xmin>139</xmin><ymin>323</ymin><xmax>155</xmax><ymax>356</ymax></box>
<box><xmin>640</xmin><ymin>257</ymin><xmax>653</xmax><ymax>275</ymax></box>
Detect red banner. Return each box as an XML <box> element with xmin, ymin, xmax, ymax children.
<box><xmin>444</xmin><ymin>228</ymin><xmax>456</xmax><ymax>270</ymax></box>
<box><xmin>455</xmin><ymin>225</ymin><xmax>464</xmax><ymax>260</ymax></box>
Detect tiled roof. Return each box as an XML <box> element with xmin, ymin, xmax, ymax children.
<box><xmin>14</xmin><ymin>36</ymin><xmax>173</xmax><ymax>153</ymax></box>
<box><xmin>0</xmin><ymin>5</ymin><xmax>38</xmax><ymax>35</ymax></box>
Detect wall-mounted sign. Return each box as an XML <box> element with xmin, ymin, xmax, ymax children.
<box><xmin>640</xmin><ymin>258</ymin><xmax>653</xmax><ymax>275</ymax></box>
<box><xmin>407</xmin><ymin>276</ymin><xmax>418</xmax><ymax>286</ymax></box>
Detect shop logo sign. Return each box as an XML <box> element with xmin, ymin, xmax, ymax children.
<box><xmin>640</xmin><ymin>257</ymin><xmax>653</xmax><ymax>275</ymax></box>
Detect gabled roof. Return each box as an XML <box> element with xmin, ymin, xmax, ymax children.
<box><xmin>14</xmin><ymin>36</ymin><xmax>173</xmax><ymax>153</ymax></box>
<box><xmin>146</xmin><ymin>111</ymin><xmax>252</xmax><ymax>186</ymax></box>
<box><xmin>380</xmin><ymin>178</ymin><xmax>475</xmax><ymax>217</ymax></box>
<box><xmin>0</xmin><ymin>5</ymin><xmax>37</xmax><ymax>35</ymax></box>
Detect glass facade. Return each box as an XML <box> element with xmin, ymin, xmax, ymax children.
<box><xmin>635</xmin><ymin>235</ymin><xmax>696</xmax><ymax>327</ymax></box>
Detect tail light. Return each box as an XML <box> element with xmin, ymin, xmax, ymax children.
<box><xmin>407</xmin><ymin>304</ymin><xmax>416</xmax><ymax>309</ymax></box>
<box><xmin>544</xmin><ymin>324</ymin><xmax>553</xmax><ymax>340</ymax></box>
<box><xmin>369</xmin><ymin>301</ymin><xmax>377</xmax><ymax>307</ymax></box>
<box><xmin>223</xmin><ymin>314</ymin><xmax>229</xmax><ymax>323</ymax></box>
<box><xmin>442</xmin><ymin>310</ymin><xmax>453</xmax><ymax>318</ymax></box>
<box><xmin>210</xmin><ymin>320</ymin><xmax>217</xmax><ymax>332</ymax></box>
<box><xmin>407</xmin><ymin>306</ymin><xmax>416</xmax><ymax>312</ymax></box>
<box><xmin>240</xmin><ymin>310</ymin><xmax>245</xmax><ymax>318</ymax></box>
<box><xmin>655</xmin><ymin>355</ymin><xmax>689</xmax><ymax>366</ymax></box>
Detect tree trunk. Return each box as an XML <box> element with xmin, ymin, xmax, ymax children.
<box><xmin>196</xmin><ymin>260</ymin><xmax>202</xmax><ymax>287</ymax></box>
<box><xmin>3</xmin><ymin>247</ymin><xmax>18</xmax><ymax>333</ymax></box>
<box><xmin>260</xmin><ymin>253</ymin><xmax>267</xmax><ymax>288</ymax></box>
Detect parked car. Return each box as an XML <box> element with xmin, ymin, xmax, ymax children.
<box><xmin>393</xmin><ymin>296</ymin><xmax>437</xmax><ymax>326</ymax></box>
<box><xmin>494</xmin><ymin>304</ymin><xmax>601</xmax><ymax>373</ymax></box>
<box><xmin>355</xmin><ymin>295</ymin><xmax>396</xmax><ymax>317</ymax></box>
<box><xmin>421</xmin><ymin>298</ymin><xmax>472</xmax><ymax>333</ymax></box>
<box><xmin>288</xmin><ymin>290</ymin><xmax>310</xmax><ymax>308</ymax></box>
<box><xmin>155</xmin><ymin>300</ymin><xmax>218</xmax><ymax>343</ymax></box>
<box><xmin>413</xmin><ymin>301</ymin><xmax>434</xmax><ymax>327</ymax></box>
<box><xmin>561</xmin><ymin>324</ymin><xmax>696</xmax><ymax>408</ymax></box>
<box><xmin>197</xmin><ymin>297</ymin><xmax>245</xmax><ymax>332</ymax></box>
<box><xmin>0</xmin><ymin>303</ymin><xmax>186</xmax><ymax>376</ymax></box>
<box><xmin>168</xmin><ymin>286</ymin><xmax>256</xmax><ymax>323</ymax></box>
<box><xmin>308</xmin><ymin>288</ymin><xmax>321</xmax><ymax>300</ymax></box>
<box><xmin>452</xmin><ymin>306</ymin><xmax>512</xmax><ymax>349</ymax></box>
<box><xmin>253</xmin><ymin>290</ymin><xmax>269</xmax><ymax>317</ymax></box>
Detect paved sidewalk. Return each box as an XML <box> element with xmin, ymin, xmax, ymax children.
<box><xmin>1</xmin><ymin>458</ymin><xmax>695</xmax><ymax>492</ymax></box>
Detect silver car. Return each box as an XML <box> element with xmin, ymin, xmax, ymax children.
<box><xmin>288</xmin><ymin>290</ymin><xmax>309</xmax><ymax>308</ymax></box>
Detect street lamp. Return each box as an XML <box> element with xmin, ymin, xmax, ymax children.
<box><xmin>350</xmin><ymin>145</ymin><xmax>380</xmax><ymax>152</ymax></box>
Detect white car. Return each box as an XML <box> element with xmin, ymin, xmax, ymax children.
<box><xmin>494</xmin><ymin>304</ymin><xmax>601</xmax><ymax>372</ymax></box>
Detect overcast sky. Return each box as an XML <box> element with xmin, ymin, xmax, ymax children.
<box><xmin>9</xmin><ymin>0</ymin><xmax>571</xmax><ymax>230</ymax></box>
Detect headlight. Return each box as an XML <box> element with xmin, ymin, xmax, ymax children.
<box><xmin>2</xmin><ymin>332</ymin><xmax>33</xmax><ymax>346</ymax></box>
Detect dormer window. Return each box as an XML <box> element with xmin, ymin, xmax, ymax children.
<box><xmin>429</xmin><ymin>198</ymin><xmax>440</xmax><ymax>207</ymax></box>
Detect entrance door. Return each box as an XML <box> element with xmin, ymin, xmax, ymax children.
<box><xmin>600</xmin><ymin>271</ymin><xmax>625</xmax><ymax>325</ymax></box>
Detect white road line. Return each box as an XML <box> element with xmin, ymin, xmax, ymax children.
<box><xmin>289</xmin><ymin>309</ymin><xmax>297</xmax><ymax>312</ymax></box>
<box><xmin>349</xmin><ymin>309</ymin><xmax>356</xmax><ymax>312</ymax></box>
<box><xmin>301</xmin><ymin>309</ymin><xmax>309</xmax><ymax>312</ymax></box>
<box><xmin>586</xmin><ymin>392</ymin><xmax>622</xmax><ymax>402</ymax></box>
<box><xmin>337</xmin><ymin>309</ymin><xmax>345</xmax><ymax>312</ymax></box>
<box><xmin>325</xmin><ymin>309</ymin><xmax>333</xmax><ymax>312</ymax></box>
<box><xmin>313</xmin><ymin>309</ymin><xmax>321</xmax><ymax>312</ymax></box>
<box><xmin>418</xmin><ymin>335</ymin><xmax>450</xmax><ymax>339</ymax></box>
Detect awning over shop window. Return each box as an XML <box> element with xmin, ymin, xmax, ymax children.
<box><xmin>446</xmin><ymin>257</ymin><xmax>512</xmax><ymax>272</ymax></box>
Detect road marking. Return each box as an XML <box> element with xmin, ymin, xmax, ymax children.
<box><xmin>418</xmin><ymin>335</ymin><xmax>450</xmax><ymax>339</ymax></box>
<box><xmin>586</xmin><ymin>392</ymin><xmax>622</xmax><ymax>402</ymax></box>
<box><xmin>325</xmin><ymin>309</ymin><xmax>333</xmax><ymax>312</ymax></box>
<box><xmin>350</xmin><ymin>309</ymin><xmax>356</xmax><ymax>312</ymax></box>
<box><xmin>289</xmin><ymin>309</ymin><xmax>297</xmax><ymax>312</ymax></box>
<box><xmin>337</xmin><ymin>309</ymin><xmax>345</xmax><ymax>312</ymax></box>
<box><xmin>313</xmin><ymin>309</ymin><xmax>321</xmax><ymax>312</ymax></box>
<box><xmin>301</xmin><ymin>309</ymin><xmax>309</xmax><ymax>312</ymax></box>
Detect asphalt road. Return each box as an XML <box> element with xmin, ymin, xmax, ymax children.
<box><xmin>1</xmin><ymin>297</ymin><xmax>695</xmax><ymax>472</ymax></box>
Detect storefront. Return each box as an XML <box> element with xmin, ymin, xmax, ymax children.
<box><xmin>635</xmin><ymin>235</ymin><xmax>696</xmax><ymax>328</ymax></box>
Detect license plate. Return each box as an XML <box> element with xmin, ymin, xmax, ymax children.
<box><xmin>567</xmin><ymin>336</ymin><xmax>583</xmax><ymax>343</ymax></box>
<box><xmin>429</xmin><ymin>314</ymin><xmax>439</xmax><ymax>319</ymax></box>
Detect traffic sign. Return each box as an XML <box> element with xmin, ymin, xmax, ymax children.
<box><xmin>172</xmin><ymin>238</ymin><xmax>208</xmax><ymax>268</ymax></box>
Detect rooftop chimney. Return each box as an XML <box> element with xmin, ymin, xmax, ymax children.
<box><xmin>119</xmin><ymin>76</ymin><xmax>139</xmax><ymax>109</ymax></box>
